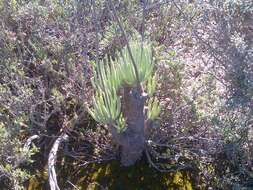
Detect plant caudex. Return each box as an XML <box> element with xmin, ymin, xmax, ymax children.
<box><xmin>88</xmin><ymin>41</ymin><xmax>160</xmax><ymax>133</ymax></box>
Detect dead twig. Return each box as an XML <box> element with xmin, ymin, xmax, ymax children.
<box><xmin>23</xmin><ymin>135</ymin><xmax>39</xmax><ymax>152</ymax></box>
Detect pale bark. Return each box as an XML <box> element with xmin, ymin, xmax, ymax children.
<box><xmin>48</xmin><ymin>133</ymin><xmax>68</xmax><ymax>190</ymax></box>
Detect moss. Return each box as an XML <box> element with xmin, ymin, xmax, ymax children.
<box><xmin>27</xmin><ymin>164</ymin><xmax>49</xmax><ymax>190</ymax></box>
<box><xmin>27</xmin><ymin>158</ymin><xmax>193</xmax><ymax>190</ymax></box>
<box><xmin>73</xmin><ymin>159</ymin><xmax>193</xmax><ymax>190</ymax></box>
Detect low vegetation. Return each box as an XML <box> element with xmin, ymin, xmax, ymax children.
<box><xmin>0</xmin><ymin>0</ymin><xmax>252</xmax><ymax>189</ymax></box>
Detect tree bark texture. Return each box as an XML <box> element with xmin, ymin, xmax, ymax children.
<box><xmin>110</xmin><ymin>87</ymin><xmax>147</xmax><ymax>166</ymax></box>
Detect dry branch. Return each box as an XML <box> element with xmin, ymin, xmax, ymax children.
<box><xmin>23</xmin><ymin>135</ymin><xmax>39</xmax><ymax>152</ymax></box>
<box><xmin>48</xmin><ymin>133</ymin><xmax>68</xmax><ymax>190</ymax></box>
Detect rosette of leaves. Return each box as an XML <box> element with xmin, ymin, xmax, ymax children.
<box><xmin>88</xmin><ymin>41</ymin><xmax>161</xmax><ymax>166</ymax></box>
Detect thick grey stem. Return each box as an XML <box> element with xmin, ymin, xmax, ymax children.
<box><xmin>110</xmin><ymin>87</ymin><xmax>148</xmax><ymax>166</ymax></box>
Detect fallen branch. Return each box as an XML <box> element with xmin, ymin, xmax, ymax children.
<box><xmin>23</xmin><ymin>135</ymin><xmax>40</xmax><ymax>152</ymax></box>
<box><xmin>14</xmin><ymin>135</ymin><xmax>40</xmax><ymax>168</ymax></box>
<box><xmin>48</xmin><ymin>133</ymin><xmax>68</xmax><ymax>190</ymax></box>
<box><xmin>67</xmin><ymin>180</ymin><xmax>80</xmax><ymax>190</ymax></box>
